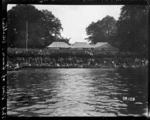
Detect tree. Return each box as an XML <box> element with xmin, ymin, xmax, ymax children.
<box><xmin>116</xmin><ymin>5</ymin><xmax>149</xmax><ymax>54</ymax></box>
<box><xmin>7</xmin><ymin>4</ymin><xmax>62</xmax><ymax>48</ymax></box>
<box><xmin>86</xmin><ymin>15</ymin><xmax>117</xmax><ymax>44</ymax></box>
<box><xmin>39</xmin><ymin>10</ymin><xmax>63</xmax><ymax>47</ymax></box>
<box><xmin>56</xmin><ymin>37</ymin><xmax>71</xmax><ymax>45</ymax></box>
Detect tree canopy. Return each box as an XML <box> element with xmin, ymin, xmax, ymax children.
<box><xmin>54</xmin><ymin>37</ymin><xmax>71</xmax><ymax>45</ymax></box>
<box><xmin>7</xmin><ymin>4</ymin><xmax>63</xmax><ymax>48</ymax></box>
<box><xmin>116</xmin><ymin>5</ymin><xmax>149</xmax><ymax>54</ymax></box>
<box><xmin>86</xmin><ymin>15</ymin><xmax>117</xmax><ymax>44</ymax></box>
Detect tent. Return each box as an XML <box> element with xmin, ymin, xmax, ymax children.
<box><xmin>72</xmin><ymin>42</ymin><xmax>93</xmax><ymax>49</ymax></box>
<box><xmin>94</xmin><ymin>42</ymin><xmax>108</xmax><ymax>48</ymax></box>
<box><xmin>98</xmin><ymin>43</ymin><xmax>118</xmax><ymax>51</ymax></box>
<box><xmin>94</xmin><ymin>42</ymin><xmax>118</xmax><ymax>54</ymax></box>
<box><xmin>47</xmin><ymin>42</ymin><xmax>70</xmax><ymax>49</ymax></box>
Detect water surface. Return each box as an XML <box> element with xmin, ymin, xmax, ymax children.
<box><xmin>7</xmin><ymin>68</ymin><xmax>148</xmax><ymax>116</ymax></box>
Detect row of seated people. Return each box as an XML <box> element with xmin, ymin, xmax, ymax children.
<box><xmin>7</xmin><ymin>56</ymin><xmax>148</xmax><ymax>70</ymax></box>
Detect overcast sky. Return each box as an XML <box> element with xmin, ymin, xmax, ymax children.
<box><xmin>8</xmin><ymin>4</ymin><xmax>123</xmax><ymax>44</ymax></box>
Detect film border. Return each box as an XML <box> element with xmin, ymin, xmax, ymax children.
<box><xmin>1</xmin><ymin>0</ymin><xmax>149</xmax><ymax>119</ymax></box>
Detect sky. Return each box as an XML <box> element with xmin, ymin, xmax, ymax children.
<box><xmin>7</xmin><ymin>4</ymin><xmax>123</xmax><ymax>44</ymax></box>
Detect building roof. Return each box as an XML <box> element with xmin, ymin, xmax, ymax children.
<box><xmin>72</xmin><ymin>42</ymin><xmax>93</xmax><ymax>48</ymax></box>
<box><xmin>89</xmin><ymin>44</ymin><xmax>95</xmax><ymax>48</ymax></box>
<box><xmin>47</xmin><ymin>41</ymin><xmax>118</xmax><ymax>50</ymax></box>
<box><xmin>94</xmin><ymin>42</ymin><xmax>108</xmax><ymax>48</ymax></box>
<box><xmin>95</xmin><ymin>42</ymin><xmax>118</xmax><ymax>51</ymax></box>
<box><xmin>47</xmin><ymin>42</ymin><xmax>70</xmax><ymax>48</ymax></box>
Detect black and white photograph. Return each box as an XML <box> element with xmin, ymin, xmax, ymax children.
<box><xmin>5</xmin><ymin>2</ymin><xmax>149</xmax><ymax>117</ymax></box>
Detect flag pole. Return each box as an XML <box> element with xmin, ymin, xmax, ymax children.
<box><xmin>26</xmin><ymin>21</ymin><xmax>28</xmax><ymax>51</ymax></box>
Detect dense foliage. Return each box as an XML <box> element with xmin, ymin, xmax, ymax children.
<box><xmin>116</xmin><ymin>5</ymin><xmax>149</xmax><ymax>54</ymax></box>
<box><xmin>7</xmin><ymin>5</ymin><xmax>63</xmax><ymax>48</ymax></box>
<box><xmin>86</xmin><ymin>5</ymin><xmax>149</xmax><ymax>55</ymax></box>
<box><xmin>86</xmin><ymin>15</ymin><xmax>117</xmax><ymax>44</ymax></box>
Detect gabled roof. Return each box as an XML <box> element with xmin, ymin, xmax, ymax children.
<box><xmin>95</xmin><ymin>42</ymin><xmax>118</xmax><ymax>51</ymax></box>
<box><xmin>89</xmin><ymin>44</ymin><xmax>95</xmax><ymax>48</ymax></box>
<box><xmin>47</xmin><ymin>42</ymin><xmax>70</xmax><ymax>48</ymax></box>
<box><xmin>94</xmin><ymin>42</ymin><xmax>108</xmax><ymax>48</ymax></box>
<box><xmin>72</xmin><ymin>42</ymin><xmax>93</xmax><ymax>48</ymax></box>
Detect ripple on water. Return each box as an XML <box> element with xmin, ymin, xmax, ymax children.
<box><xmin>134</xmin><ymin>102</ymin><xmax>143</xmax><ymax>105</ymax></box>
<box><xmin>7</xmin><ymin>68</ymin><xmax>148</xmax><ymax>116</ymax></box>
<box><xmin>7</xmin><ymin>111</ymin><xmax>19</xmax><ymax>115</ymax></box>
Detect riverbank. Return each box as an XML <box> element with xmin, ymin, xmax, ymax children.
<box><xmin>7</xmin><ymin>57</ymin><xmax>148</xmax><ymax>71</ymax></box>
<box><xmin>7</xmin><ymin>64</ymin><xmax>148</xmax><ymax>71</ymax></box>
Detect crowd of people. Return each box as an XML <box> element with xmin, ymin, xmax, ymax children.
<box><xmin>7</xmin><ymin>48</ymin><xmax>138</xmax><ymax>57</ymax></box>
<box><xmin>7</xmin><ymin>48</ymin><xmax>148</xmax><ymax>70</ymax></box>
<box><xmin>7</xmin><ymin>55</ymin><xmax>148</xmax><ymax>70</ymax></box>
